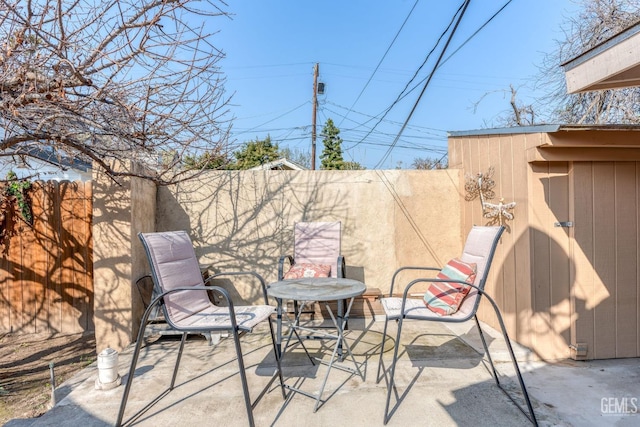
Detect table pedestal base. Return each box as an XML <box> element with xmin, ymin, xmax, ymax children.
<box><xmin>281</xmin><ymin>297</ymin><xmax>365</xmax><ymax>412</ymax></box>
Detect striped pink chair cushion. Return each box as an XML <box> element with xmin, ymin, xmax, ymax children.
<box><xmin>423</xmin><ymin>258</ymin><xmax>477</xmax><ymax>316</ymax></box>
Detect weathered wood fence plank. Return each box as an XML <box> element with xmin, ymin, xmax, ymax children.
<box><xmin>0</xmin><ymin>180</ymin><xmax>93</xmax><ymax>334</ymax></box>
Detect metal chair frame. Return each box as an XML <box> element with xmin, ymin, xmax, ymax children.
<box><xmin>116</xmin><ymin>232</ymin><xmax>285</xmax><ymax>427</ymax></box>
<box><xmin>376</xmin><ymin>226</ymin><xmax>538</xmax><ymax>426</ymax></box>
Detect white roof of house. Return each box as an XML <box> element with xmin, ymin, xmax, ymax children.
<box><xmin>248</xmin><ymin>158</ymin><xmax>307</xmax><ymax>170</ymax></box>
<box><xmin>0</xmin><ymin>149</ymin><xmax>92</xmax><ymax>181</ymax></box>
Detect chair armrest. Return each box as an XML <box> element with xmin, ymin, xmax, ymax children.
<box><xmin>135</xmin><ymin>275</ymin><xmax>154</xmax><ymax>310</ymax></box>
<box><xmin>387</xmin><ymin>266</ymin><xmax>440</xmax><ymax>296</ymax></box>
<box><xmin>135</xmin><ymin>274</ymin><xmax>165</xmax><ymax>321</ymax></box>
<box><xmin>393</xmin><ymin>277</ymin><xmax>478</xmax><ymax>317</ymax></box>
<box><xmin>207</xmin><ymin>271</ymin><xmax>270</xmax><ymax>305</ymax></box>
<box><xmin>401</xmin><ymin>277</ymin><xmax>471</xmax><ymax>298</ymax></box>
<box><xmin>277</xmin><ymin>255</ymin><xmax>294</xmax><ymax>280</ymax></box>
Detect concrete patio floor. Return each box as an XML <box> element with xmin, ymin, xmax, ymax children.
<box><xmin>5</xmin><ymin>318</ymin><xmax>640</xmax><ymax>427</ymax></box>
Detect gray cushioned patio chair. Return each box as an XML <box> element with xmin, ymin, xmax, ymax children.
<box><xmin>116</xmin><ymin>231</ymin><xmax>285</xmax><ymax>427</ymax></box>
<box><xmin>376</xmin><ymin>225</ymin><xmax>537</xmax><ymax>426</ymax></box>
<box><xmin>278</xmin><ymin>221</ymin><xmax>346</xmax><ymax>320</ymax></box>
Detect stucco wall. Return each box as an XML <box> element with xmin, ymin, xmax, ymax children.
<box><xmin>93</xmin><ymin>162</ymin><xmax>156</xmax><ymax>353</ymax></box>
<box><xmin>156</xmin><ymin>169</ymin><xmax>463</xmax><ymax>298</ymax></box>
<box><xmin>93</xmin><ymin>167</ymin><xmax>462</xmax><ymax>352</ymax></box>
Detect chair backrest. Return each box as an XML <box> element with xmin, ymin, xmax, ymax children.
<box><xmin>455</xmin><ymin>225</ymin><xmax>505</xmax><ymax>318</ymax></box>
<box><xmin>138</xmin><ymin>231</ymin><xmax>210</xmax><ymax>323</ymax></box>
<box><xmin>294</xmin><ymin>222</ymin><xmax>341</xmax><ymax>278</ymax></box>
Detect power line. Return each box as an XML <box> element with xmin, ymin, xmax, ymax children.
<box><xmin>375</xmin><ymin>0</ymin><xmax>471</xmax><ymax>168</ymax></box>
<box><xmin>345</xmin><ymin>1</ymin><xmax>468</xmax><ymax>151</ymax></box>
<box><xmin>397</xmin><ymin>0</ymin><xmax>516</xmax><ymax>107</ymax></box>
<box><xmin>229</xmin><ymin>0</ymin><xmax>514</xmax><ymax>152</ymax></box>
<box><xmin>232</xmin><ymin>101</ymin><xmax>308</xmax><ymax>136</ymax></box>
<box><xmin>338</xmin><ymin>0</ymin><xmax>420</xmax><ymax>128</ymax></box>
<box><xmin>372</xmin><ymin>0</ymin><xmax>515</xmax><ymax>168</ymax></box>
<box><xmin>324</xmin><ymin>101</ymin><xmax>446</xmax><ymax>135</ymax></box>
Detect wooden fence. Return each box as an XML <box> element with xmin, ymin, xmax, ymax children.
<box><xmin>0</xmin><ymin>181</ymin><xmax>93</xmax><ymax>334</ymax></box>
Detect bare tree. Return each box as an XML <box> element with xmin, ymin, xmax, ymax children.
<box><xmin>538</xmin><ymin>0</ymin><xmax>640</xmax><ymax>124</ymax></box>
<box><xmin>0</xmin><ymin>0</ymin><xmax>232</xmax><ymax>184</ymax></box>
<box><xmin>472</xmin><ymin>84</ymin><xmax>537</xmax><ymax>127</ymax></box>
<box><xmin>412</xmin><ymin>156</ymin><xmax>448</xmax><ymax>170</ymax></box>
<box><xmin>506</xmin><ymin>85</ymin><xmax>535</xmax><ymax>126</ymax></box>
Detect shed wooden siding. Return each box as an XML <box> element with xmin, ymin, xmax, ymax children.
<box><xmin>0</xmin><ymin>181</ymin><xmax>93</xmax><ymax>334</ymax></box>
<box><xmin>450</xmin><ymin>132</ymin><xmax>573</xmax><ymax>359</ymax></box>
<box><xmin>450</xmin><ymin>130</ymin><xmax>640</xmax><ymax>360</ymax></box>
<box><xmin>571</xmin><ymin>162</ymin><xmax>640</xmax><ymax>359</ymax></box>
<box><xmin>529</xmin><ymin>162</ymin><xmax>572</xmax><ymax>359</ymax></box>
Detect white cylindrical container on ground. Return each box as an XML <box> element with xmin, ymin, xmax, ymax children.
<box><xmin>97</xmin><ymin>347</ymin><xmax>119</xmax><ymax>385</ymax></box>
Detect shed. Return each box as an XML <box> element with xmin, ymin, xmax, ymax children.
<box><xmin>449</xmin><ymin>124</ymin><xmax>640</xmax><ymax>361</ymax></box>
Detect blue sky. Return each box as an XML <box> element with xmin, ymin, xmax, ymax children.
<box><xmin>212</xmin><ymin>0</ymin><xmax>580</xmax><ymax>169</ymax></box>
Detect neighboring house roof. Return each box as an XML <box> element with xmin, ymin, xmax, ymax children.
<box><xmin>0</xmin><ymin>148</ymin><xmax>92</xmax><ymax>181</ymax></box>
<box><xmin>562</xmin><ymin>21</ymin><xmax>640</xmax><ymax>93</ymax></box>
<box><xmin>248</xmin><ymin>157</ymin><xmax>307</xmax><ymax>170</ymax></box>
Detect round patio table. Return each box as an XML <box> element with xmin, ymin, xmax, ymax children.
<box><xmin>267</xmin><ymin>277</ymin><xmax>366</xmax><ymax>412</ymax></box>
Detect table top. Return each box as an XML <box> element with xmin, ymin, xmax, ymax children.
<box><xmin>267</xmin><ymin>277</ymin><xmax>366</xmax><ymax>301</ymax></box>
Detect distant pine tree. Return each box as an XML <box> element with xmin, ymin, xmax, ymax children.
<box><xmin>320</xmin><ymin>119</ymin><xmax>344</xmax><ymax>170</ymax></box>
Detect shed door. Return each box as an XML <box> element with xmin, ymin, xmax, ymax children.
<box><xmin>570</xmin><ymin>161</ymin><xmax>640</xmax><ymax>360</ymax></box>
<box><xmin>530</xmin><ymin>162</ymin><xmax>573</xmax><ymax>359</ymax></box>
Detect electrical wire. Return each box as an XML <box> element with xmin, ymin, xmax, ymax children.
<box><xmin>337</xmin><ymin>0</ymin><xmax>420</xmax><ymax>128</ymax></box>
<box><xmin>232</xmin><ymin>101</ymin><xmax>308</xmax><ymax>136</ymax></box>
<box><xmin>345</xmin><ymin>1</ymin><xmax>468</xmax><ymax>151</ymax></box>
<box><xmin>325</xmin><ymin>101</ymin><xmax>446</xmax><ymax>135</ymax></box>
<box><xmin>371</xmin><ymin>0</ymin><xmax>515</xmax><ymax>168</ymax></box>
<box><xmin>228</xmin><ymin>0</ymin><xmax>515</xmax><ymax>168</ymax></box>
<box><xmin>395</xmin><ymin>0</ymin><xmax>516</xmax><ymax>108</ymax></box>
<box><xmin>374</xmin><ymin>0</ymin><xmax>471</xmax><ymax>169</ymax></box>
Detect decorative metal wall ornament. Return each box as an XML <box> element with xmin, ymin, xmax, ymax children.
<box><xmin>464</xmin><ymin>167</ymin><xmax>495</xmax><ymax>202</ymax></box>
<box><xmin>464</xmin><ymin>166</ymin><xmax>516</xmax><ymax>232</ymax></box>
<box><xmin>483</xmin><ymin>198</ymin><xmax>516</xmax><ymax>227</ymax></box>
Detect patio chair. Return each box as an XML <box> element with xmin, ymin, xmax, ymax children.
<box><xmin>278</xmin><ymin>221</ymin><xmax>345</xmax><ymax>320</ymax></box>
<box><xmin>376</xmin><ymin>225</ymin><xmax>538</xmax><ymax>426</ymax></box>
<box><xmin>116</xmin><ymin>231</ymin><xmax>285</xmax><ymax>427</ymax></box>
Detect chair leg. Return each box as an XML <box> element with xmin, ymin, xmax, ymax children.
<box><xmin>116</xmin><ymin>333</ymin><xmax>144</xmax><ymax>426</ymax></box>
<box><xmin>376</xmin><ymin>316</ymin><xmax>391</xmax><ymax>384</ymax></box>
<box><xmin>116</xmin><ymin>301</ymin><xmax>160</xmax><ymax>427</ymax></box>
<box><xmin>268</xmin><ymin>316</ymin><xmax>287</xmax><ymax>399</ymax></box>
<box><xmin>230</xmin><ymin>327</ymin><xmax>256</xmax><ymax>427</ymax></box>
<box><xmin>474</xmin><ymin>315</ymin><xmax>500</xmax><ymax>385</ymax></box>
<box><xmin>383</xmin><ymin>317</ymin><xmax>404</xmax><ymax>425</ymax></box>
<box><xmin>170</xmin><ymin>332</ymin><xmax>188</xmax><ymax>389</ymax></box>
<box><xmin>478</xmin><ymin>294</ymin><xmax>539</xmax><ymax>426</ymax></box>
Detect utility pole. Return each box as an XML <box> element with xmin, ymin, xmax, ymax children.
<box><xmin>311</xmin><ymin>63</ymin><xmax>318</xmax><ymax>170</ymax></box>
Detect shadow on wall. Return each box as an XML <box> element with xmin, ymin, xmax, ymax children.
<box><xmin>1</xmin><ymin>181</ymin><xmax>93</xmax><ymax>335</ymax></box>
<box><xmin>525</xmin><ymin>226</ymin><xmax>575</xmax><ymax>361</ymax></box>
<box><xmin>93</xmin><ymin>175</ymin><xmax>146</xmax><ymax>349</ymax></box>
<box><xmin>492</xmin><ymin>225</ymin><xmax>599</xmax><ymax>361</ymax></box>
<box><xmin>155</xmin><ymin>171</ymin><xmax>357</xmax><ymax>304</ymax></box>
